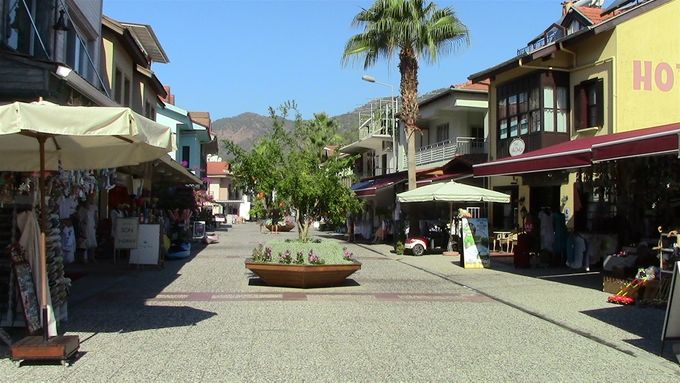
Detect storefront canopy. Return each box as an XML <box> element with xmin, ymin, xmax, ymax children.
<box><xmin>474</xmin><ymin>122</ymin><xmax>680</xmax><ymax>177</ymax></box>
<box><xmin>351</xmin><ymin>172</ymin><xmax>406</xmax><ymax>197</ymax></box>
<box><xmin>397</xmin><ymin>181</ymin><xmax>510</xmax><ymax>203</ymax></box>
<box><xmin>0</xmin><ymin>101</ymin><xmax>173</xmax><ymax>171</ymax></box>
<box><xmin>156</xmin><ymin>155</ymin><xmax>203</xmax><ymax>185</ymax></box>
<box><xmin>592</xmin><ymin>122</ymin><xmax>680</xmax><ymax>163</ymax></box>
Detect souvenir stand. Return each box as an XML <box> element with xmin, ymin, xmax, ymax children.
<box><xmin>0</xmin><ymin>169</ymin><xmax>114</xmax><ymax>335</ymax></box>
<box><xmin>0</xmin><ymin>100</ymin><xmax>173</xmax><ymax>364</ymax></box>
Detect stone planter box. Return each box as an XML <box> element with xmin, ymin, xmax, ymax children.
<box><xmin>245</xmin><ymin>259</ymin><xmax>361</xmax><ymax>288</ymax></box>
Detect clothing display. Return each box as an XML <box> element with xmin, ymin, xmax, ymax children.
<box><xmin>552</xmin><ymin>211</ymin><xmax>568</xmax><ymax>262</ymax></box>
<box><xmin>77</xmin><ymin>203</ymin><xmax>98</xmax><ymax>250</ymax></box>
<box><xmin>57</xmin><ymin>195</ymin><xmax>77</xmax><ymax>219</ymax></box>
<box><xmin>17</xmin><ymin>210</ymin><xmax>57</xmax><ymax>337</ymax></box>
<box><xmin>538</xmin><ymin>209</ymin><xmax>554</xmax><ymax>251</ymax></box>
<box><xmin>61</xmin><ymin>224</ymin><xmax>75</xmax><ymax>264</ymax></box>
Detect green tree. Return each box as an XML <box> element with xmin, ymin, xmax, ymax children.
<box><xmin>225</xmin><ymin>104</ymin><xmax>362</xmax><ymax>241</ymax></box>
<box><xmin>342</xmin><ymin>0</ymin><xmax>469</xmax><ymax>231</ymax></box>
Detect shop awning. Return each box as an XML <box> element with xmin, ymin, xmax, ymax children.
<box><xmin>473</xmin><ymin>137</ymin><xmax>598</xmax><ymax>177</ymax></box>
<box><xmin>474</xmin><ymin>122</ymin><xmax>680</xmax><ymax>177</ymax></box>
<box><xmin>416</xmin><ymin>172</ymin><xmax>467</xmax><ymax>186</ymax></box>
<box><xmin>351</xmin><ymin>172</ymin><xmax>407</xmax><ymax>197</ymax></box>
<box><xmin>156</xmin><ymin>155</ymin><xmax>203</xmax><ymax>185</ymax></box>
<box><xmin>592</xmin><ymin>122</ymin><xmax>680</xmax><ymax>162</ymax></box>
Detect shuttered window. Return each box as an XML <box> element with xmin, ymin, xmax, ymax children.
<box><xmin>574</xmin><ymin>79</ymin><xmax>604</xmax><ymax>130</ymax></box>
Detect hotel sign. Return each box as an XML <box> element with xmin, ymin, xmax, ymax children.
<box><xmin>633</xmin><ymin>60</ymin><xmax>680</xmax><ymax>92</ymax></box>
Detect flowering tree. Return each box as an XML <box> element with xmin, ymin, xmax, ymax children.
<box><xmin>225</xmin><ymin>103</ymin><xmax>362</xmax><ymax>241</ymax></box>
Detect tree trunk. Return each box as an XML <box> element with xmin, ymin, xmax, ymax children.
<box><xmin>400</xmin><ymin>46</ymin><xmax>420</xmax><ymax>235</ymax></box>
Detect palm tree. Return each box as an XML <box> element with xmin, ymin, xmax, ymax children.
<box><xmin>342</xmin><ymin>0</ymin><xmax>469</xmax><ymax>192</ymax></box>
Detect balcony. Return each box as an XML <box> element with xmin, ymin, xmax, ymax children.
<box><xmin>404</xmin><ymin>137</ymin><xmax>487</xmax><ymax>168</ymax></box>
<box><xmin>340</xmin><ymin>100</ymin><xmax>396</xmax><ymax>155</ymax></box>
<box><xmin>359</xmin><ymin>117</ymin><xmax>394</xmax><ymax>141</ymax></box>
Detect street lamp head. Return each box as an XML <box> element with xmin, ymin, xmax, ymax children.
<box><xmin>361</xmin><ymin>75</ymin><xmax>376</xmax><ymax>83</ymax></box>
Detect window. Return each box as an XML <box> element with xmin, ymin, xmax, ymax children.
<box><xmin>556</xmin><ymin>87</ymin><xmax>568</xmax><ymax>133</ymax></box>
<box><xmin>567</xmin><ymin>20</ymin><xmax>581</xmax><ymax>35</ymax></box>
<box><xmin>496</xmin><ymin>72</ymin><xmax>569</xmax><ymax>155</ymax></box>
<box><xmin>66</xmin><ymin>29</ymin><xmax>95</xmax><ymax>81</ymax></box>
<box><xmin>3</xmin><ymin>0</ymin><xmax>50</xmax><ymax>59</ymax></box>
<box><xmin>182</xmin><ymin>146</ymin><xmax>190</xmax><ymax>167</ymax></box>
<box><xmin>543</xmin><ymin>87</ymin><xmax>554</xmax><ymax>132</ymax></box>
<box><xmin>436</xmin><ymin>123</ymin><xmax>449</xmax><ymax>142</ymax></box>
<box><xmin>124</xmin><ymin>77</ymin><xmax>131</xmax><ymax>106</ymax></box>
<box><xmin>574</xmin><ymin>79</ymin><xmax>604</xmax><ymax>130</ymax></box>
<box><xmin>114</xmin><ymin>69</ymin><xmax>123</xmax><ymax>104</ymax></box>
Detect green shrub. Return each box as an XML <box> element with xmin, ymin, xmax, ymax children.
<box><xmin>395</xmin><ymin>241</ymin><xmax>405</xmax><ymax>255</ymax></box>
<box><xmin>252</xmin><ymin>239</ymin><xmax>353</xmax><ymax>265</ymax></box>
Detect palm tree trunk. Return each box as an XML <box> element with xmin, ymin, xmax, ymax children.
<box><xmin>400</xmin><ymin>46</ymin><xmax>420</xmax><ymax>235</ymax></box>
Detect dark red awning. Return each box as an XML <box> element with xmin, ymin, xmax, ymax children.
<box><xmin>352</xmin><ymin>167</ymin><xmax>468</xmax><ymax>197</ymax></box>
<box><xmin>592</xmin><ymin>122</ymin><xmax>680</xmax><ymax>162</ymax></box>
<box><xmin>473</xmin><ymin>137</ymin><xmax>598</xmax><ymax>177</ymax></box>
<box><xmin>352</xmin><ymin>172</ymin><xmax>406</xmax><ymax>197</ymax></box>
<box><xmin>474</xmin><ymin>122</ymin><xmax>680</xmax><ymax>177</ymax></box>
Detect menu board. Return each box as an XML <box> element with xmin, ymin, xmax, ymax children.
<box><xmin>129</xmin><ymin>224</ymin><xmax>160</xmax><ymax>265</ymax></box>
<box><xmin>114</xmin><ymin>217</ymin><xmax>139</xmax><ymax>249</ymax></box>
<box><xmin>462</xmin><ymin>218</ymin><xmax>491</xmax><ymax>269</ymax></box>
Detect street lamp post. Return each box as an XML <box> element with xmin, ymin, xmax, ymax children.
<box><xmin>362</xmin><ymin>75</ymin><xmax>398</xmax><ymax>173</ymax></box>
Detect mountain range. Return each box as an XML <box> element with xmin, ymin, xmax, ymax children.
<box><xmin>211</xmin><ymin>90</ymin><xmax>449</xmax><ymax>159</ymax></box>
<box><xmin>211</xmin><ymin>106</ymin><xmax>367</xmax><ymax>158</ymax></box>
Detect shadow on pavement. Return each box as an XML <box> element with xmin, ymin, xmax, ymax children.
<box><xmin>580</xmin><ymin>305</ymin><xmax>678</xmax><ymax>362</ymax></box>
<box><xmin>246</xmin><ymin>277</ymin><xmax>361</xmax><ymax>288</ymax></box>
<box><xmin>59</xmin><ymin>241</ymin><xmax>216</xmax><ymax>335</ymax></box>
<box><xmin>487</xmin><ymin>255</ymin><xmax>604</xmax><ymax>290</ymax></box>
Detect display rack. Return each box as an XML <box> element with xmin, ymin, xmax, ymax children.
<box><xmin>657</xmin><ymin>230</ymin><xmax>679</xmax><ymax>271</ymax></box>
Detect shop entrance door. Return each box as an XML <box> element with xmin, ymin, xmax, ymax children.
<box><xmin>530</xmin><ymin>186</ymin><xmax>560</xmax><ymax>214</ymax></box>
<box><xmin>492</xmin><ymin>186</ymin><xmax>518</xmax><ymax>230</ymax></box>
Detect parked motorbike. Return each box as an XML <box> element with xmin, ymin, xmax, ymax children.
<box><xmin>404</xmin><ymin>223</ymin><xmax>451</xmax><ymax>256</ymax></box>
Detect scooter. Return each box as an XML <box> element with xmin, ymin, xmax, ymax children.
<box><xmin>404</xmin><ymin>224</ymin><xmax>451</xmax><ymax>256</ymax></box>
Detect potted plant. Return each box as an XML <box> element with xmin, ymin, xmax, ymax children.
<box><xmin>245</xmin><ymin>240</ymin><xmax>361</xmax><ymax>288</ymax></box>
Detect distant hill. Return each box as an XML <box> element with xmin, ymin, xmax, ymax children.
<box><xmin>211</xmin><ymin>112</ymin><xmax>294</xmax><ymax>158</ymax></box>
<box><xmin>212</xmin><ymin>97</ymin><xmax>416</xmax><ymax>158</ymax></box>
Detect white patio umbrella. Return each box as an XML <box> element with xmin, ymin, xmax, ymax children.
<box><xmin>397</xmin><ymin>180</ymin><xmax>511</xmax><ymax>203</ymax></box>
<box><xmin>0</xmin><ymin>100</ymin><xmax>173</xmax><ymax>341</ymax></box>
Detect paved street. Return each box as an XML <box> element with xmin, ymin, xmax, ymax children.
<box><xmin>1</xmin><ymin>222</ymin><xmax>679</xmax><ymax>382</ymax></box>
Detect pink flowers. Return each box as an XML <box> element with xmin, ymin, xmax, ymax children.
<box><xmin>278</xmin><ymin>250</ymin><xmax>292</xmax><ymax>264</ymax></box>
<box><xmin>342</xmin><ymin>247</ymin><xmax>354</xmax><ymax>261</ymax></box>
<box><xmin>308</xmin><ymin>249</ymin><xmax>324</xmax><ymax>265</ymax></box>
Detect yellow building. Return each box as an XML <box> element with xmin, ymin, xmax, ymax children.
<box><xmin>469</xmin><ymin>0</ymin><xmax>680</xmax><ymax>264</ymax></box>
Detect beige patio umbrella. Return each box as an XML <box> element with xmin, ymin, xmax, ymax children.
<box><xmin>397</xmin><ymin>181</ymin><xmax>511</xmax><ymax>203</ymax></box>
<box><xmin>0</xmin><ymin>100</ymin><xmax>173</xmax><ymax>341</ymax></box>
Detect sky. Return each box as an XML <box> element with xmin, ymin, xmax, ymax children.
<box><xmin>103</xmin><ymin>0</ymin><xmax>568</xmax><ymax>120</ymax></box>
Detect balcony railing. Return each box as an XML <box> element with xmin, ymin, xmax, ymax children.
<box><xmin>354</xmin><ymin>99</ymin><xmax>397</xmax><ymax>141</ymax></box>
<box><xmin>403</xmin><ymin>137</ymin><xmax>487</xmax><ymax>168</ymax></box>
<box><xmin>358</xmin><ymin>116</ymin><xmax>395</xmax><ymax>140</ymax></box>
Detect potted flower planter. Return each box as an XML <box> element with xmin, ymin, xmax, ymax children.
<box><xmin>245</xmin><ymin>259</ymin><xmax>361</xmax><ymax>288</ymax></box>
<box><xmin>265</xmin><ymin>223</ymin><xmax>296</xmax><ymax>232</ymax></box>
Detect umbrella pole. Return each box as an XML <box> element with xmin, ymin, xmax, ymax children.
<box><xmin>38</xmin><ymin>136</ymin><xmax>49</xmax><ymax>341</ymax></box>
